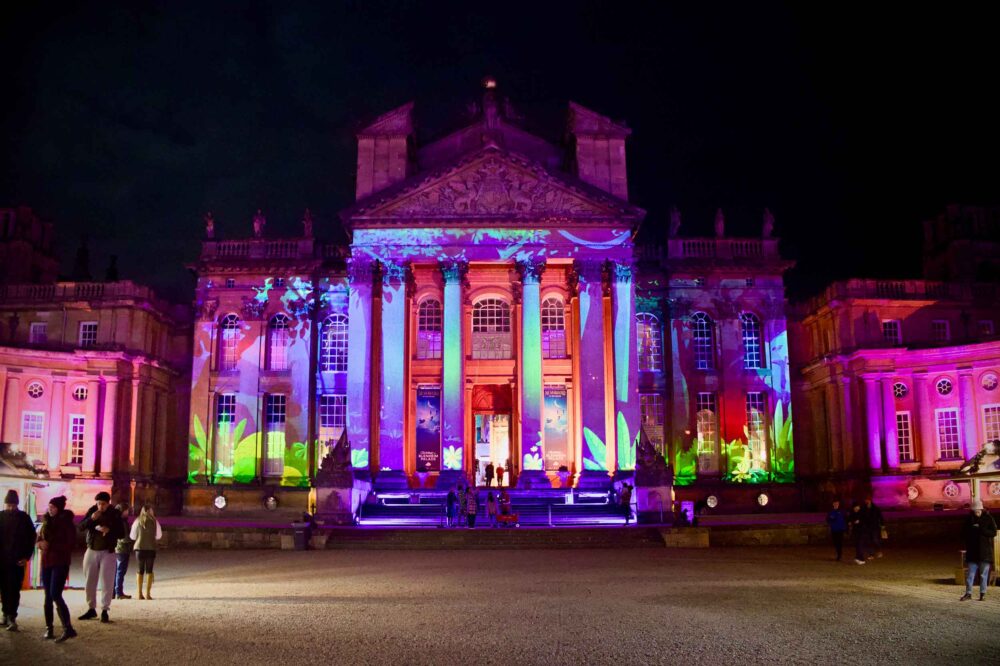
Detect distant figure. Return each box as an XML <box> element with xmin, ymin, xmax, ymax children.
<box><xmin>848</xmin><ymin>502</ymin><xmax>866</xmax><ymax>565</ymax></box>
<box><xmin>302</xmin><ymin>208</ymin><xmax>313</xmax><ymax>237</ymax></box>
<box><xmin>446</xmin><ymin>489</ymin><xmax>458</xmax><ymax>528</ymax></box>
<box><xmin>204</xmin><ymin>211</ymin><xmax>215</xmax><ymax>239</ymax></box>
<box><xmin>457</xmin><ymin>486</ymin><xmax>467</xmax><ymax>527</ymax></box>
<box><xmin>253</xmin><ymin>209</ymin><xmax>266</xmax><ymax>238</ymax></box>
<box><xmin>714</xmin><ymin>208</ymin><xmax>725</xmax><ymax>238</ymax></box>
<box><xmin>496</xmin><ymin>465</ymin><xmax>505</xmax><ymax>488</ymax></box>
<box><xmin>0</xmin><ymin>490</ymin><xmax>37</xmax><ymax>632</ymax></box>
<box><xmin>466</xmin><ymin>487</ymin><xmax>479</xmax><ymax>528</ymax></box>
<box><xmin>826</xmin><ymin>499</ymin><xmax>847</xmax><ymax>562</ymax></box>
<box><xmin>620</xmin><ymin>483</ymin><xmax>633</xmax><ymax>526</ymax></box>
<box><xmin>78</xmin><ymin>491</ymin><xmax>124</xmax><ymax>623</ymax></box>
<box><xmin>762</xmin><ymin>208</ymin><xmax>775</xmax><ymax>238</ymax></box>
<box><xmin>669</xmin><ymin>206</ymin><xmax>682</xmax><ymax>237</ymax></box>
<box><xmin>130</xmin><ymin>504</ymin><xmax>162</xmax><ymax>600</ymax></box>
<box><xmin>36</xmin><ymin>496</ymin><xmax>77</xmax><ymax>641</ymax></box>
<box><xmin>113</xmin><ymin>503</ymin><xmax>133</xmax><ymax>599</ymax></box>
<box><xmin>499</xmin><ymin>489</ymin><xmax>511</xmax><ymax>516</ymax></box>
<box><xmin>960</xmin><ymin>499</ymin><xmax>996</xmax><ymax>601</ymax></box>
<box><xmin>487</xmin><ymin>492</ymin><xmax>498</xmax><ymax>527</ymax></box>
<box><xmin>485</xmin><ymin>462</ymin><xmax>495</xmax><ymax>487</ymax></box>
<box><xmin>862</xmin><ymin>497</ymin><xmax>884</xmax><ymax>560</ymax></box>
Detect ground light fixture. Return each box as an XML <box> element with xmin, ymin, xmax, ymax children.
<box><xmin>706</xmin><ymin>495</ymin><xmax>718</xmax><ymax>509</ymax></box>
<box><xmin>756</xmin><ymin>492</ymin><xmax>769</xmax><ymax>507</ymax></box>
<box><xmin>264</xmin><ymin>495</ymin><xmax>279</xmax><ymax>510</ymax></box>
<box><xmin>213</xmin><ymin>493</ymin><xmax>227</xmax><ymax>510</ymax></box>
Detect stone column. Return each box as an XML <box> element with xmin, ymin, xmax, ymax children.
<box><xmin>346</xmin><ymin>255</ymin><xmax>376</xmax><ymax>473</ymax></box>
<box><xmin>128</xmin><ymin>368</ymin><xmax>141</xmax><ymax>468</ymax></box>
<box><xmin>155</xmin><ymin>389</ymin><xmax>168</xmax><ymax>476</ymax></box>
<box><xmin>610</xmin><ymin>260</ymin><xmax>640</xmax><ymax>477</ymax></box>
<box><xmin>376</xmin><ymin>260</ymin><xmax>409</xmax><ymax>488</ymax></box>
<box><xmin>516</xmin><ymin>258</ymin><xmax>546</xmax><ymax>487</ymax></box>
<box><xmin>99</xmin><ymin>378</ymin><xmax>118</xmax><ymax>475</ymax></box>
<box><xmin>957</xmin><ymin>369</ymin><xmax>978</xmax><ymax>459</ymax></box>
<box><xmin>48</xmin><ymin>378</ymin><xmax>66</xmax><ymax>471</ymax></box>
<box><xmin>862</xmin><ymin>376</ymin><xmax>883</xmax><ymax>471</ymax></box>
<box><xmin>824</xmin><ymin>382</ymin><xmax>842</xmax><ymax>472</ymax></box>
<box><xmin>0</xmin><ymin>367</ymin><xmax>7</xmax><ymax>441</ymax></box>
<box><xmin>575</xmin><ymin>259</ymin><xmax>610</xmax><ymax>487</ymax></box>
<box><xmin>83</xmin><ymin>378</ymin><xmax>101</xmax><ymax>474</ymax></box>
<box><xmin>437</xmin><ymin>259</ymin><xmax>467</xmax><ymax>486</ymax></box>
<box><xmin>839</xmin><ymin>377</ymin><xmax>853</xmax><ymax>471</ymax></box>
<box><xmin>1</xmin><ymin>374</ymin><xmax>20</xmax><ymax>445</ymax></box>
<box><xmin>913</xmin><ymin>373</ymin><xmax>936</xmax><ymax>469</ymax></box>
<box><xmin>882</xmin><ymin>377</ymin><xmax>900</xmax><ymax>469</ymax></box>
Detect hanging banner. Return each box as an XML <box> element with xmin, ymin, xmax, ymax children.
<box><xmin>415</xmin><ymin>387</ymin><xmax>441</xmax><ymax>472</ymax></box>
<box><xmin>544</xmin><ymin>385</ymin><xmax>569</xmax><ymax>470</ymax></box>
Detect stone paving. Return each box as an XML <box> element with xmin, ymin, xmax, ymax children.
<box><xmin>2</xmin><ymin>544</ymin><xmax>997</xmax><ymax>665</ymax></box>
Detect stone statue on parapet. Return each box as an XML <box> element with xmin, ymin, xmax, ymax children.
<box><xmin>763</xmin><ymin>208</ymin><xmax>775</xmax><ymax>238</ymax></box>
<box><xmin>302</xmin><ymin>208</ymin><xmax>313</xmax><ymax>237</ymax></box>
<box><xmin>204</xmin><ymin>212</ymin><xmax>215</xmax><ymax>239</ymax></box>
<box><xmin>714</xmin><ymin>208</ymin><xmax>725</xmax><ymax>238</ymax></box>
<box><xmin>669</xmin><ymin>206</ymin><xmax>682</xmax><ymax>237</ymax></box>
<box><xmin>253</xmin><ymin>209</ymin><xmax>266</xmax><ymax>238</ymax></box>
<box><xmin>316</xmin><ymin>430</ymin><xmax>353</xmax><ymax>486</ymax></box>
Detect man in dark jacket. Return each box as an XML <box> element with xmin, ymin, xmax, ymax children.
<box><xmin>78</xmin><ymin>491</ymin><xmax>124</xmax><ymax>623</ymax></box>
<box><xmin>861</xmin><ymin>497</ymin><xmax>885</xmax><ymax>560</ymax></box>
<box><xmin>0</xmin><ymin>489</ymin><xmax>37</xmax><ymax>632</ymax></box>
<box><xmin>826</xmin><ymin>499</ymin><xmax>848</xmax><ymax>561</ymax></box>
<box><xmin>960</xmin><ymin>499</ymin><xmax>997</xmax><ymax>601</ymax></box>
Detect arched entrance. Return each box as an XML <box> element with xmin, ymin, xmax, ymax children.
<box><xmin>471</xmin><ymin>384</ymin><xmax>513</xmax><ymax>486</ymax></box>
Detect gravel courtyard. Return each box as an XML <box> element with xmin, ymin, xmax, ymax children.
<box><xmin>2</xmin><ymin>544</ymin><xmax>996</xmax><ymax>665</ymax></box>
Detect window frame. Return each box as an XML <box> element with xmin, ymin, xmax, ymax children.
<box><xmin>881</xmin><ymin>319</ymin><xmax>902</xmax><ymax>346</ymax></box>
<box><xmin>214</xmin><ymin>393</ymin><xmax>237</xmax><ymax>476</ymax></box>
<box><xmin>695</xmin><ymin>392</ymin><xmax>718</xmax><ymax>455</ymax></box>
<box><xmin>29</xmin><ymin>322</ymin><xmax>47</xmax><ymax>345</ymax></box>
<box><xmin>320</xmin><ymin>313</ymin><xmax>349</xmax><ymax>372</ymax></box>
<box><xmin>541</xmin><ymin>297</ymin><xmax>567</xmax><ymax>360</ymax></box>
<box><xmin>935</xmin><ymin>407</ymin><xmax>962</xmax><ymax>460</ymax></box>
<box><xmin>267</xmin><ymin>313</ymin><xmax>291</xmax><ymax>371</ymax></box>
<box><xmin>471</xmin><ymin>298</ymin><xmax>512</xmax><ymax>360</ymax></box>
<box><xmin>68</xmin><ymin>414</ymin><xmax>86</xmax><ymax>465</ymax></box>
<box><xmin>740</xmin><ymin>312</ymin><xmax>764</xmax><ymax>370</ymax></box>
<box><xmin>931</xmin><ymin>319</ymin><xmax>950</xmax><ymax>343</ymax></box>
<box><xmin>19</xmin><ymin>411</ymin><xmax>45</xmax><ymax>461</ymax></box>
<box><xmin>416</xmin><ymin>298</ymin><xmax>443</xmax><ymax>360</ymax></box>
<box><xmin>218</xmin><ymin>314</ymin><xmax>241</xmax><ymax>371</ymax></box>
<box><xmin>691</xmin><ymin>312</ymin><xmax>715</xmax><ymax>371</ymax></box>
<box><xmin>896</xmin><ymin>410</ymin><xmax>914</xmax><ymax>463</ymax></box>
<box><xmin>263</xmin><ymin>394</ymin><xmax>286</xmax><ymax>476</ymax></box>
<box><xmin>79</xmin><ymin>321</ymin><xmax>98</xmax><ymax>348</ymax></box>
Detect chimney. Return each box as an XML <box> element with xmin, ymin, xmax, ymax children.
<box><xmin>355</xmin><ymin>102</ymin><xmax>415</xmax><ymax>200</ymax></box>
<box><xmin>567</xmin><ymin>101</ymin><xmax>631</xmax><ymax>200</ymax></box>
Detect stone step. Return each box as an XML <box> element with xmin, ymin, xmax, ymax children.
<box><xmin>321</xmin><ymin>526</ymin><xmax>664</xmax><ymax>549</ymax></box>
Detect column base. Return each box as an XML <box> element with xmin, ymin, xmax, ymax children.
<box><xmin>373</xmin><ymin>470</ymin><xmax>411</xmax><ymax>491</ymax></box>
<box><xmin>575</xmin><ymin>470</ymin><xmax>612</xmax><ymax>490</ymax></box>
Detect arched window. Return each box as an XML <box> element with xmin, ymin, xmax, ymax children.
<box><xmin>541</xmin><ymin>297</ymin><xmax>566</xmax><ymax>359</ymax></box>
<box><xmin>268</xmin><ymin>314</ymin><xmax>291</xmax><ymax>371</ymax></box>
<box><xmin>416</xmin><ymin>299</ymin><xmax>443</xmax><ymax>360</ymax></box>
<box><xmin>218</xmin><ymin>314</ymin><xmax>241</xmax><ymax>371</ymax></box>
<box><xmin>472</xmin><ymin>298</ymin><xmax>512</xmax><ymax>360</ymax></box>
<box><xmin>320</xmin><ymin>314</ymin><xmax>349</xmax><ymax>372</ymax></box>
<box><xmin>740</xmin><ymin>312</ymin><xmax>763</xmax><ymax>369</ymax></box>
<box><xmin>691</xmin><ymin>312</ymin><xmax>715</xmax><ymax>370</ymax></box>
<box><xmin>636</xmin><ymin>313</ymin><xmax>662</xmax><ymax>371</ymax></box>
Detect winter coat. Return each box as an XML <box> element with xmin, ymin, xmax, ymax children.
<box><xmin>115</xmin><ymin>515</ymin><xmax>134</xmax><ymax>554</ymax></box>
<box><xmin>826</xmin><ymin>509</ymin><xmax>847</xmax><ymax>533</ymax></box>
<box><xmin>38</xmin><ymin>509</ymin><xmax>76</xmax><ymax>569</ymax></box>
<box><xmin>963</xmin><ymin>510</ymin><xmax>998</xmax><ymax>563</ymax></box>
<box><xmin>130</xmin><ymin>516</ymin><xmax>162</xmax><ymax>551</ymax></box>
<box><xmin>0</xmin><ymin>507</ymin><xmax>36</xmax><ymax>565</ymax></box>
<box><xmin>79</xmin><ymin>504</ymin><xmax>125</xmax><ymax>552</ymax></box>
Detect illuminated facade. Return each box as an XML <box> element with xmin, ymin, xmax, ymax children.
<box><xmin>185</xmin><ymin>83</ymin><xmax>797</xmax><ymax>511</ymax></box>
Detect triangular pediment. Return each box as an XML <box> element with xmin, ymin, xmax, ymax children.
<box><xmin>346</xmin><ymin>148</ymin><xmax>642</xmax><ymax>225</ymax></box>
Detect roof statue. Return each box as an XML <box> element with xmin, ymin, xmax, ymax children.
<box><xmin>252</xmin><ymin>209</ymin><xmax>266</xmax><ymax>238</ymax></box>
<box><xmin>763</xmin><ymin>208</ymin><xmax>775</xmax><ymax>238</ymax></box>
<box><xmin>714</xmin><ymin>208</ymin><xmax>725</xmax><ymax>238</ymax></box>
<box><xmin>669</xmin><ymin>206</ymin><xmax>682</xmax><ymax>237</ymax></box>
<box><xmin>204</xmin><ymin>211</ymin><xmax>215</xmax><ymax>239</ymax></box>
<box><xmin>302</xmin><ymin>208</ymin><xmax>314</xmax><ymax>237</ymax></box>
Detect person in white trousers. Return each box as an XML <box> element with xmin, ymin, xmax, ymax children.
<box><xmin>77</xmin><ymin>491</ymin><xmax>125</xmax><ymax>623</ymax></box>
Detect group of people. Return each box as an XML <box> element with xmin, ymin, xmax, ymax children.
<box><xmin>445</xmin><ymin>485</ymin><xmax>513</xmax><ymax>528</ymax></box>
<box><xmin>826</xmin><ymin>497</ymin><xmax>885</xmax><ymax>564</ymax></box>
<box><xmin>479</xmin><ymin>462</ymin><xmax>506</xmax><ymax>488</ymax></box>
<box><xmin>0</xmin><ymin>489</ymin><xmax>162</xmax><ymax>642</ymax></box>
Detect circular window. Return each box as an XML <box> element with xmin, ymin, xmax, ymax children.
<box><xmin>936</xmin><ymin>378</ymin><xmax>953</xmax><ymax>396</ymax></box>
<box><xmin>893</xmin><ymin>382</ymin><xmax>908</xmax><ymax>399</ymax></box>
<box><xmin>26</xmin><ymin>381</ymin><xmax>44</xmax><ymax>399</ymax></box>
<box><xmin>906</xmin><ymin>485</ymin><xmax>919</xmax><ymax>501</ymax></box>
<box><xmin>943</xmin><ymin>482</ymin><xmax>960</xmax><ymax>498</ymax></box>
<box><xmin>72</xmin><ymin>386</ymin><xmax>88</xmax><ymax>401</ymax></box>
<box><xmin>982</xmin><ymin>373</ymin><xmax>999</xmax><ymax>392</ymax></box>
<box><xmin>990</xmin><ymin>482</ymin><xmax>1000</xmax><ymax>497</ymax></box>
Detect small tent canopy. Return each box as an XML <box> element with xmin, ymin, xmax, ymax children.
<box><xmin>955</xmin><ymin>440</ymin><xmax>1000</xmax><ymax>503</ymax></box>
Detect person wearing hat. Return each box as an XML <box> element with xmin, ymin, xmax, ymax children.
<box><xmin>36</xmin><ymin>496</ymin><xmax>78</xmax><ymax>641</ymax></box>
<box><xmin>0</xmin><ymin>489</ymin><xmax>37</xmax><ymax>632</ymax></box>
<box><xmin>77</xmin><ymin>491</ymin><xmax>124</xmax><ymax>623</ymax></box>
<box><xmin>960</xmin><ymin>499</ymin><xmax>997</xmax><ymax>601</ymax></box>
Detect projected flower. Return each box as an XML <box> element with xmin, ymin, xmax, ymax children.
<box><xmin>351</xmin><ymin>448</ymin><xmax>369</xmax><ymax>469</ymax></box>
<box><xmin>522</xmin><ymin>449</ymin><xmax>543</xmax><ymax>471</ymax></box>
<box><xmin>443</xmin><ymin>445</ymin><xmax>463</xmax><ymax>470</ymax></box>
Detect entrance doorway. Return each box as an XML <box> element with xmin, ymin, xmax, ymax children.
<box><xmin>474</xmin><ymin>413</ymin><xmax>511</xmax><ymax>487</ymax></box>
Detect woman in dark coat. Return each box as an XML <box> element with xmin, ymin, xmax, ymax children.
<box><xmin>36</xmin><ymin>496</ymin><xmax>77</xmax><ymax>641</ymax></box>
<box><xmin>960</xmin><ymin>500</ymin><xmax>997</xmax><ymax>601</ymax></box>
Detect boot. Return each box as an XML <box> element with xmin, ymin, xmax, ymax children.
<box><xmin>145</xmin><ymin>572</ymin><xmax>154</xmax><ymax>600</ymax></box>
<box><xmin>43</xmin><ymin>626</ymin><xmax>55</xmax><ymax>640</ymax></box>
<box><xmin>55</xmin><ymin>626</ymin><xmax>77</xmax><ymax>643</ymax></box>
<box><xmin>137</xmin><ymin>573</ymin><xmax>145</xmax><ymax>600</ymax></box>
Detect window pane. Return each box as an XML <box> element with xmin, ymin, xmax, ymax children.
<box><xmin>691</xmin><ymin>313</ymin><xmax>714</xmax><ymax>370</ymax></box>
<box><xmin>636</xmin><ymin>313</ymin><xmax>662</xmax><ymax>371</ymax></box>
<box><xmin>19</xmin><ymin>411</ymin><xmax>45</xmax><ymax>461</ymax></box>
<box><xmin>936</xmin><ymin>409</ymin><xmax>961</xmax><ymax>459</ymax></box>
<box><xmin>542</xmin><ymin>298</ymin><xmax>567</xmax><ymax>359</ymax></box>
<box><xmin>321</xmin><ymin>314</ymin><xmax>349</xmax><ymax>372</ymax></box>
<box><xmin>417</xmin><ymin>299</ymin><xmax>443</xmax><ymax>360</ymax></box>
<box><xmin>740</xmin><ymin>313</ymin><xmax>763</xmax><ymax>369</ymax></box>
<box><xmin>472</xmin><ymin>299</ymin><xmax>512</xmax><ymax>359</ymax></box>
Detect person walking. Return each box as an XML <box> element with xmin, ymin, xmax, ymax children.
<box><xmin>131</xmin><ymin>504</ymin><xmax>163</xmax><ymax>600</ymax></box>
<box><xmin>466</xmin><ymin>486</ymin><xmax>478</xmax><ymax>528</ymax></box>
<box><xmin>36</xmin><ymin>496</ymin><xmax>77</xmax><ymax>641</ymax></box>
<box><xmin>960</xmin><ymin>499</ymin><xmax>997</xmax><ymax>601</ymax></box>
<box><xmin>485</xmin><ymin>462</ymin><xmax>495</xmax><ymax>488</ymax></box>
<box><xmin>848</xmin><ymin>501</ymin><xmax>866</xmax><ymax>564</ymax></box>
<box><xmin>0</xmin><ymin>489</ymin><xmax>37</xmax><ymax>632</ymax></box>
<box><xmin>487</xmin><ymin>492</ymin><xmax>498</xmax><ymax>527</ymax></box>
<box><xmin>78</xmin><ymin>491</ymin><xmax>124</xmax><ymax>623</ymax></box>
<box><xmin>826</xmin><ymin>499</ymin><xmax>848</xmax><ymax>562</ymax></box>
<box><xmin>862</xmin><ymin>497</ymin><xmax>885</xmax><ymax>560</ymax></box>
<box><xmin>621</xmin><ymin>483</ymin><xmax>633</xmax><ymax>526</ymax></box>
<box><xmin>495</xmin><ymin>465</ymin><xmax>505</xmax><ymax>488</ymax></box>
<box><xmin>446</xmin><ymin>488</ymin><xmax>458</xmax><ymax>528</ymax></box>
<box><xmin>113</xmin><ymin>503</ymin><xmax>133</xmax><ymax>600</ymax></box>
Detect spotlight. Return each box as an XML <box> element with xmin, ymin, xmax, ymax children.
<box><xmin>213</xmin><ymin>493</ymin><xmax>227</xmax><ymax>510</ymax></box>
<box><xmin>706</xmin><ymin>495</ymin><xmax>718</xmax><ymax>509</ymax></box>
<box><xmin>756</xmin><ymin>492</ymin><xmax>769</xmax><ymax>507</ymax></box>
<box><xmin>264</xmin><ymin>495</ymin><xmax>278</xmax><ymax>511</ymax></box>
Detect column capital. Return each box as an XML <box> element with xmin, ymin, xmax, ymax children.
<box><xmin>572</xmin><ymin>258</ymin><xmax>605</xmax><ymax>283</ymax></box>
<box><xmin>609</xmin><ymin>260</ymin><xmax>635</xmax><ymax>284</ymax></box>
<box><xmin>380</xmin><ymin>259</ymin><xmax>409</xmax><ymax>285</ymax></box>
<box><xmin>516</xmin><ymin>257</ymin><xmax>546</xmax><ymax>284</ymax></box>
<box><xmin>439</xmin><ymin>258</ymin><xmax>469</xmax><ymax>286</ymax></box>
<box><xmin>347</xmin><ymin>255</ymin><xmax>377</xmax><ymax>285</ymax></box>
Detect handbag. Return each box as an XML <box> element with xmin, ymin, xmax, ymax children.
<box><xmin>880</xmin><ymin>526</ymin><xmax>888</xmax><ymax>540</ymax></box>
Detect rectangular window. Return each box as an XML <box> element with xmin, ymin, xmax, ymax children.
<box><xmin>215</xmin><ymin>394</ymin><xmax>237</xmax><ymax>476</ymax></box>
<box><xmin>931</xmin><ymin>320</ymin><xmax>950</xmax><ymax>343</ymax></box>
<box><xmin>896</xmin><ymin>411</ymin><xmax>913</xmax><ymax>463</ymax></box>
<box><xmin>319</xmin><ymin>393</ymin><xmax>347</xmax><ymax>448</ymax></box>
<box><xmin>542</xmin><ymin>329</ymin><xmax>567</xmax><ymax>360</ymax></box>
<box><xmin>881</xmin><ymin>320</ymin><xmax>901</xmax><ymax>346</ymax></box>
<box><xmin>984</xmin><ymin>405</ymin><xmax>1000</xmax><ymax>444</ymax></box>
<box><xmin>29</xmin><ymin>322</ymin><xmax>47</xmax><ymax>344</ymax></box>
<box><xmin>696</xmin><ymin>392</ymin><xmax>717</xmax><ymax>456</ymax></box>
<box><xmin>274</xmin><ymin>278</ymin><xmax>285</xmax><ymax>287</ymax></box>
<box><xmin>79</xmin><ymin>321</ymin><xmax>98</xmax><ymax>348</ymax></box>
<box><xmin>746</xmin><ymin>392</ymin><xmax>767</xmax><ymax>462</ymax></box>
<box><xmin>264</xmin><ymin>394</ymin><xmax>286</xmax><ymax>476</ymax></box>
<box><xmin>979</xmin><ymin>320</ymin><xmax>995</xmax><ymax>337</ymax></box>
<box><xmin>68</xmin><ymin>415</ymin><xmax>86</xmax><ymax>465</ymax></box>
<box><xmin>19</xmin><ymin>411</ymin><xmax>45</xmax><ymax>461</ymax></box>
<box><xmin>639</xmin><ymin>393</ymin><xmax>665</xmax><ymax>453</ymax></box>
<box><xmin>935</xmin><ymin>408</ymin><xmax>961</xmax><ymax>459</ymax></box>
<box><xmin>225</xmin><ymin>278</ymin><xmax>235</xmax><ymax>288</ymax></box>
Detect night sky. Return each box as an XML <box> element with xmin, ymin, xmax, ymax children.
<box><xmin>2</xmin><ymin>2</ymin><xmax>998</xmax><ymax>303</ymax></box>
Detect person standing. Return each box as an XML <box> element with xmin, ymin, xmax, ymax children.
<box><xmin>826</xmin><ymin>499</ymin><xmax>848</xmax><ymax>562</ymax></box>
<box><xmin>0</xmin><ymin>489</ymin><xmax>37</xmax><ymax>632</ymax></box>
<box><xmin>36</xmin><ymin>496</ymin><xmax>77</xmax><ymax>641</ymax></box>
<box><xmin>130</xmin><ymin>504</ymin><xmax>162</xmax><ymax>600</ymax></box>
<box><xmin>78</xmin><ymin>491</ymin><xmax>124</xmax><ymax>623</ymax></box>
<box><xmin>487</xmin><ymin>492</ymin><xmax>498</xmax><ymax>527</ymax></box>
<box><xmin>113</xmin><ymin>503</ymin><xmax>133</xmax><ymax>600</ymax></box>
<box><xmin>457</xmin><ymin>485</ymin><xmax>467</xmax><ymax>528</ymax></box>
<box><xmin>862</xmin><ymin>497</ymin><xmax>885</xmax><ymax>560</ymax></box>
<box><xmin>496</xmin><ymin>465</ymin><xmax>505</xmax><ymax>488</ymax></box>
<box><xmin>960</xmin><ymin>499</ymin><xmax>997</xmax><ymax>601</ymax></box>
<box><xmin>466</xmin><ymin>486</ymin><xmax>478</xmax><ymax>528</ymax></box>
<box><xmin>485</xmin><ymin>462</ymin><xmax>495</xmax><ymax>488</ymax></box>
<box><xmin>621</xmin><ymin>483</ymin><xmax>633</xmax><ymax>526</ymax></box>
<box><xmin>446</xmin><ymin>488</ymin><xmax>458</xmax><ymax>528</ymax></box>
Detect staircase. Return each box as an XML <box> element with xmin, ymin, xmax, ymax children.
<box><xmin>323</xmin><ymin>525</ymin><xmax>666</xmax><ymax>549</ymax></box>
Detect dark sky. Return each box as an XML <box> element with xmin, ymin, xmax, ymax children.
<box><xmin>2</xmin><ymin>2</ymin><xmax>999</xmax><ymax>302</ymax></box>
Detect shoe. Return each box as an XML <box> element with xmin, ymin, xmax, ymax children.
<box><xmin>960</xmin><ymin>593</ymin><xmax>972</xmax><ymax>601</ymax></box>
<box><xmin>0</xmin><ymin>615</ymin><xmax>7</xmax><ymax>627</ymax></box>
<box><xmin>145</xmin><ymin>572</ymin><xmax>154</xmax><ymax>600</ymax></box>
<box><xmin>43</xmin><ymin>626</ymin><xmax>54</xmax><ymax>640</ymax></box>
<box><xmin>100</xmin><ymin>610</ymin><xmax>110</xmax><ymax>623</ymax></box>
<box><xmin>854</xmin><ymin>558</ymin><xmax>866</xmax><ymax>565</ymax></box>
<box><xmin>980</xmin><ymin>593</ymin><xmax>986</xmax><ymax>601</ymax></box>
<box><xmin>78</xmin><ymin>608</ymin><xmax>97</xmax><ymax>621</ymax></box>
<box><xmin>5</xmin><ymin>620</ymin><xmax>17</xmax><ymax>632</ymax></box>
<box><xmin>875</xmin><ymin>552</ymin><xmax>883</xmax><ymax>559</ymax></box>
<box><xmin>137</xmin><ymin>573</ymin><xmax>145</xmax><ymax>600</ymax></box>
<box><xmin>55</xmin><ymin>627</ymin><xmax>77</xmax><ymax>643</ymax></box>
<box><xmin>116</xmin><ymin>593</ymin><xmax>132</xmax><ymax>600</ymax></box>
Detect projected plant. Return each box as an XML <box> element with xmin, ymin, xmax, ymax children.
<box><xmin>442</xmin><ymin>445</ymin><xmax>462</xmax><ymax>470</ymax></box>
<box><xmin>582</xmin><ymin>427</ymin><xmax>607</xmax><ymax>471</ymax></box>
<box><xmin>673</xmin><ymin>437</ymin><xmax>697</xmax><ymax>487</ymax></box>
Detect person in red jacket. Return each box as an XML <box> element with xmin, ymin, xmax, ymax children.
<box><xmin>36</xmin><ymin>496</ymin><xmax>77</xmax><ymax>641</ymax></box>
